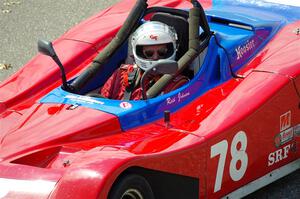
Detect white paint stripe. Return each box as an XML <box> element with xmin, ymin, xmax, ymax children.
<box><xmin>222</xmin><ymin>158</ymin><xmax>300</xmax><ymax>199</ymax></box>
<box><xmin>0</xmin><ymin>178</ymin><xmax>56</xmax><ymax>198</ymax></box>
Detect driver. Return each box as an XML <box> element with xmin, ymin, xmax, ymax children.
<box><xmin>100</xmin><ymin>21</ymin><xmax>189</xmax><ymax>100</ymax></box>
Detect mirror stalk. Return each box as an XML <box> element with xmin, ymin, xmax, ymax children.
<box><xmin>52</xmin><ymin>55</ymin><xmax>70</xmax><ymax>91</ymax></box>
<box><xmin>38</xmin><ymin>40</ymin><xmax>72</xmax><ymax>92</ymax></box>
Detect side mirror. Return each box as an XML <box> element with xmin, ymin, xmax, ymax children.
<box><xmin>38</xmin><ymin>40</ymin><xmax>57</xmax><ymax>58</ymax></box>
<box><xmin>37</xmin><ymin>39</ymin><xmax>71</xmax><ymax>91</ymax></box>
<box><xmin>141</xmin><ymin>60</ymin><xmax>178</xmax><ymax>100</ymax></box>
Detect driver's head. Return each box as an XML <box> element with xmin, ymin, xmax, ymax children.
<box><xmin>131</xmin><ymin>21</ymin><xmax>177</xmax><ymax>71</ymax></box>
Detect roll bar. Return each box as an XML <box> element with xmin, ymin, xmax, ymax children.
<box><xmin>70</xmin><ymin>0</ymin><xmax>148</xmax><ymax>93</ymax></box>
<box><xmin>146</xmin><ymin>0</ymin><xmax>211</xmax><ymax>98</ymax></box>
<box><xmin>70</xmin><ymin>0</ymin><xmax>211</xmax><ymax>96</ymax></box>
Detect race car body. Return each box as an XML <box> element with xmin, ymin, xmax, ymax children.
<box><xmin>0</xmin><ymin>0</ymin><xmax>300</xmax><ymax>198</ymax></box>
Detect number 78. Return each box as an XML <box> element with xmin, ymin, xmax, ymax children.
<box><xmin>210</xmin><ymin>131</ymin><xmax>248</xmax><ymax>193</ymax></box>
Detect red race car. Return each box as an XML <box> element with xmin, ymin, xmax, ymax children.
<box><xmin>0</xmin><ymin>0</ymin><xmax>300</xmax><ymax>198</ymax></box>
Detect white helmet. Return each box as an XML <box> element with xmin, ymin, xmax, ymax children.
<box><xmin>131</xmin><ymin>21</ymin><xmax>178</xmax><ymax>71</ymax></box>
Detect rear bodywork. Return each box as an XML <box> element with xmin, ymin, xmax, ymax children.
<box><xmin>0</xmin><ymin>0</ymin><xmax>300</xmax><ymax>198</ymax></box>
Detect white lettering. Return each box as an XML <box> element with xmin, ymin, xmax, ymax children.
<box><xmin>235</xmin><ymin>39</ymin><xmax>255</xmax><ymax>60</ymax></box>
<box><xmin>166</xmin><ymin>97</ymin><xmax>176</xmax><ymax>105</ymax></box>
<box><xmin>275</xmin><ymin>149</ymin><xmax>283</xmax><ymax>163</ymax></box>
<box><xmin>178</xmin><ymin>92</ymin><xmax>190</xmax><ymax>102</ymax></box>
<box><xmin>166</xmin><ymin>92</ymin><xmax>191</xmax><ymax>105</ymax></box>
<box><xmin>65</xmin><ymin>95</ymin><xmax>104</xmax><ymax>105</ymax></box>
<box><xmin>268</xmin><ymin>144</ymin><xmax>291</xmax><ymax>166</ymax></box>
<box><xmin>268</xmin><ymin>153</ymin><xmax>275</xmax><ymax>166</ymax></box>
<box><xmin>283</xmin><ymin>144</ymin><xmax>291</xmax><ymax>159</ymax></box>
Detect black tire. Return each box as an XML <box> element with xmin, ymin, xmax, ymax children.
<box><xmin>108</xmin><ymin>174</ymin><xmax>154</xmax><ymax>199</ymax></box>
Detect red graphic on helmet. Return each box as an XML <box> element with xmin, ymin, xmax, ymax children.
<box><xmin>150</xmin><ymin>35</ymin><xmax>158</xmax><ymax>40</ymax></box>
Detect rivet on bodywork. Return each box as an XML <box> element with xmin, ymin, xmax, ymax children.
<box><xmin>63</xmin><ymin>160</ymin><xmax>71</xmax><ymax>167</ymax></box>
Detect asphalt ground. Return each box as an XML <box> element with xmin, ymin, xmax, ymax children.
<box><xmin>0</xmin><ymin>0</ymin><xmax>299</xmax><ymax>198</ymax></box>
<box><xmin>0</xmin><ymin>0</ymin><xmax>119</xmax><ymax>81</ymax></box>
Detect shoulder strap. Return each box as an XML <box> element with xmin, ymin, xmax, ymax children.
<box><xmin>123</xmin><ymin>66</ymin><xmax>140</xmax><ymax>100</ymax></box>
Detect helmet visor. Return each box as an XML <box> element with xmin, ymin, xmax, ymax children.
<box><xmin>136</xmin><ymin>43</ymin><xmax>174</xmax><ymax>60</ymax></box>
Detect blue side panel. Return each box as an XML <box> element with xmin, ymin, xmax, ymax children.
<box><xmin>209</xmin><ymin>20</ymin><xmax>281</xmax><ymax>73</ymax></box>
<box><xmin>206</xmin><ymin>0</ymin><xmax>300</xmax><ymax>73</ymax></box>
<box><xmin>41</xmin><ymin>37</ymin><xmax>227</xmax><ymax>130</ymax></box>
<box><xmin>206</xmin><ymin>0</ymin><xmax>295</xmax><ymax>73</ymax></box>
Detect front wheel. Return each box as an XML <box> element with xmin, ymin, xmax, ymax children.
<box><xmin>108</xmin><ymin>174</ymin><xmax>154</xmax><ymax>199</ymax></box>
